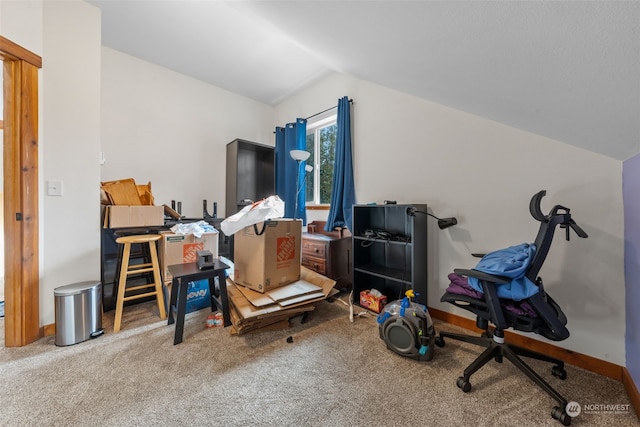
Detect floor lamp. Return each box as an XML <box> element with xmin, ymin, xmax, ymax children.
<box><xmin>290</xmin><ymin>149</ymin><xmax>311</xmax><ymax>218</ymax></box>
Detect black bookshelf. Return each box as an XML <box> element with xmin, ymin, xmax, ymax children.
<box><xmin>352</xmin><ymin>204</ymin><xmax>428</xmax><ymax>306</ymax></box>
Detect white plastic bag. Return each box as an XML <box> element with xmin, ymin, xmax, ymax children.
<box><xmin>220</xmin><ymin>195</ymin><xmax>285</xmax><ymax>236</ymax></box>
<box><xmin>170</xmin><ymin>220</ymin><xmax>216</xmax><ymax>238</ymax></box>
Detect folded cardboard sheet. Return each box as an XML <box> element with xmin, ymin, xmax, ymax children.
<box><xmin>227</xmin><ymin>266</ymin><xmax>336</xmax><ymax>335</ymax></box>
<box><xmin>101</xmin><ymin>178</ymin><xmax>144</xmax><ymax>206</ymax></box>
<box><xmin>228</xmin><ymin>285</ymin><xmax>317</xmax><ymax>335</ymax></box>
<box><xmin>234</xmin><ymin>278</ymin><xmax>325</xmax><ymax>308</ymax></box>
<box><xmin>229</xmin><ymin>305</ymin><xmax>312</xmax><ymax>335</ymax></box>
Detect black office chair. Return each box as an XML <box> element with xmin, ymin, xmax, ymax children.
<box><xmin>436</xmin><ymin>190</ymin><xmax>588</xmax><ymax>426</ymax></box>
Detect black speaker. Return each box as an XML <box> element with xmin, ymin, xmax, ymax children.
<box><xmin>377</xmin><ymin>297</ymin><xmax>435</xmax><ymax>362</ymax></box>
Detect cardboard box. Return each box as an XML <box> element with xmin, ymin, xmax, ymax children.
<box><xmin>159</xmin><ymin>231</ymin><xmax>219</xmax><ymax>282</ymax></box>
<box><xmin>103</xmin><ymin>205</ymin><xmax>164</xmax><ymax>228</ymax></box>
<box><xmin>360</xmin><ymin>290</ymin><xmax>387</xmax><ymax>313</ymax></box>
<box><xmin>233</xmin><ymin>219</ymin><xmax>302</xmax><ymax>293</ymax></box>
<box><xmin>163</xmin><ymin>279</ymin><xmax>211</xmax><ymax>315</ymax></box>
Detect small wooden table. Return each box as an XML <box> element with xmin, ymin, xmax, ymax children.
<box><xmin>167</xmin><ymin>259</ymin><xmax>230</xmax><ymax>344</ymax></box>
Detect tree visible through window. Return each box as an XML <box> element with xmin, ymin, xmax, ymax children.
<box><xmin>305</xmin><ymin>115</ymin><xmax>337</xmax><ymax>205</ymax></box>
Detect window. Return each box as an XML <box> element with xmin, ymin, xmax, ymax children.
<box><xmin>305</xmin><ymin>114</ymin><xmax>337</xmax><ymax>205</ymax></box>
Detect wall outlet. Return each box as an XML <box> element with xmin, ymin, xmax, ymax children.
<box><xmin>47</xmin><ymin>180</ymin><xmax>63</xmax><ymax>196</ymax></box>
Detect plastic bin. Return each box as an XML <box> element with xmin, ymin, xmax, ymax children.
<box><xmin>54</xmin><ymin>281</ymin><xmax>104</xmax><ymax>346</ymax></box>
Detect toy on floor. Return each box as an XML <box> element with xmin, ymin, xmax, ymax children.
<box><xmin>377</xmin><ymin>290</ymin><xmax>435</xmax><ymax>361</ymax></box>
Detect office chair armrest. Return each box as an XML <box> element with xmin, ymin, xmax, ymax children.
<box><xmin>453</xmin><ymin>268</ymin><xmax>510</xmax><ymax>285</ymax></box>
<box><xmin>452</xmin><ymin>269</ymin><xmax>511</xmax><ymax>330</ymax></box>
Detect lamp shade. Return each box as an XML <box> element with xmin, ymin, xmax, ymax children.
<box><xmin>290</xmin><ymin>150</ymin><xmax>310</xmax><ymax>161</ymax></box>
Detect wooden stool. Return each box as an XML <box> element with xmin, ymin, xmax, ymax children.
<box><xmin>114</xmin><ymin>234</ymin><xmax>166</xmax><ymax>332</ymax></box>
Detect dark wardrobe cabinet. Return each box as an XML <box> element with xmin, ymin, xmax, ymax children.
<box><xmin>225</xmin><ymin>139</ymin><xmax>275</xmax><ymax>217</ymax></box>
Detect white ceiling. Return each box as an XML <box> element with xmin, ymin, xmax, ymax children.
<box><xmin>87</xmin><ymin>0</ymin><xmax>640</xmax><ymax>160</ymax></box>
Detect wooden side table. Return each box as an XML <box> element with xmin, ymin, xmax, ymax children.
<box><xmin>167</xmin><ymin>259</ymin><xmax>230</xmax><ymax>344</ymax></box>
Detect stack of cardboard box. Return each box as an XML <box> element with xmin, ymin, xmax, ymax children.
<box><xmin>227</xmin><ymin>219</ymin><xmax>338</xmax><ymax>335</ymax></box>
<box><xmin>101</xmin><ymin>178</ymin><xmax>219</xmax><ymax>310</ymax></box>
<box><xmin>101</xmin><ymin>178</ymin><xmax>165</xmax><ymax>228</ymax></box>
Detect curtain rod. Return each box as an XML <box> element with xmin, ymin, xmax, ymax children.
<box><xmin>305</xmin><ymin>98</ymin><xmax>353</xmax><ymax>120</ymax></box>
<box><xmin>274</xmin><ymin>98</ymin><xmax>355</xmax><ymax>132</ymax></box>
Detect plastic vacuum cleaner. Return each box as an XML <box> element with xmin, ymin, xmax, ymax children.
<box><xmin>377</xmin><ymin>290</ymin><xmax>435</xmax><ymax>361</ymax></box>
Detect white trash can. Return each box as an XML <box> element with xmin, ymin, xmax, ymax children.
<box><xmin>54</xmin><ymin>281</ymin><xmax>104</xmax><ymax>346</ymax></box>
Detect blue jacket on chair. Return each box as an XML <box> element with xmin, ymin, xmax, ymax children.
<box><xmin>467</xmin><ymin>243</ymin><xmax>539</xmax><ymax>301</ymax></box>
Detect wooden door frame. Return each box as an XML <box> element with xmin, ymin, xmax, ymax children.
<box><xmin>1</xmin><ymin>35</ymin><xmax>42</xmax><ymax>347</ymax></box>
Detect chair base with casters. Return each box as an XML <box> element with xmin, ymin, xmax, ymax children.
<box><xmin>436</xmin><ymin>323</ymin><xmax>570</xmax><ymax>425</ymax></box>
<box><xmin>437</xmin><ymin>190</ymin><xmax>588</xmax><ymax>426</ymax></box>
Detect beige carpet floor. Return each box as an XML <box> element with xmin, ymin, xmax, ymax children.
<box><xmin>0</xmin><ymin>295</ymin><xmax>637</xmax><ymax>427</ymax></box>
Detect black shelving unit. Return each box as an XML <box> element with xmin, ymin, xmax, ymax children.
<box><xmin>225</xmin><ymin>139</ymin><xmax>275</xmax><ymax>217</ymax></box>
<box><xmin>352</xmin><ymin>203</ymin><xmax>428</xmax><ymax>306</ymax></box>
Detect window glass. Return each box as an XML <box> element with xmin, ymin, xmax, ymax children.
<box><xmin>305</xmin><ymin>115</ymin><xmax>337</xmax><ymax>205</ymax></box>
<box><xmin>305</xmin><ymin>133</ymin><xmax>315</xmax><ymax>202</ymax></box>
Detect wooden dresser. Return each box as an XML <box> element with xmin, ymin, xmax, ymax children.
<box><xmin>301</xmin><ymin>221</ymin><xmax>352</xmax><ymax>290</ymax></box>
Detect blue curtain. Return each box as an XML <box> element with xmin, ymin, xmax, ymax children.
<box><xmin>325</xmin><ymin>96</ymin><xmax>356</xmax><ymax>232</ymax></box>
<box><xmin>275</xmin><ymin>118</ymin><xmax>308</xmax><ymax>223</ymax></box>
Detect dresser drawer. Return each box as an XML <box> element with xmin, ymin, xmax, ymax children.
<box><xmin>302</xmin><ymin>240</ymin><xmax>326</xmax><ymax>257</ymax></box>
<box><xmin>301</xmin><ymin>255</ymin><xmax>327</xmax><ymax>275</ymax></box>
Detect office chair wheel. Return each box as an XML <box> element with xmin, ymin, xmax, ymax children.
<box><xmin>552</xmin><ymin>365</ymin><xmax>567</xmax><ymax>380</ymax></box>
<box><xmin>456</xmin><ymin>376</ymin><xmax>472</xmax><ymax>392</ymax></box>
<box><xmin>435</xmin><ymin>336</ymin><xmax>445</xmax><ymax>347</ymax></box>
<box><xmin>551</xmin><ymin>406</ymin><xmax>571</xmax><ymax>426</ymax></box>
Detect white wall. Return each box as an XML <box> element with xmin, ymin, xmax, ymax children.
<box><xmin>41</xmin><ymin>1</ymin><xmax>102</xmax><ymax>324</ymax></box>
<box><xmin>1</xmin><ymin>1</ymin><xmax>627</xmax><ymax>366</ymax></box>
<box><xmin>275</xmin><ymin>72</ymin><xmax>626</xmax><ymax>365</ymax></box>
<box><xmin>1</xmin><ymin>0</ymin><xmax>102</xmax><ymax>325</ymax></box>
<box><xmin>0</xmin><ymin>124</ymin><xmax>3</xmax><ymax>295</ymax></box>
<box><xmin>100</xmin><ymin>48</ymin><xmax>275</xmax><ymax>218</ymax></box>
<box><xmin>0</xmin><ymin>0</ymin><xmax>43</xmax><ymax>54</ymax></box>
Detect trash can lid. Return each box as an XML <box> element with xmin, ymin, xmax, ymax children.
<box><xmin>54</xmin><ymin>281</ymin><xmax>101</xmax><ymax>296</ymax></box>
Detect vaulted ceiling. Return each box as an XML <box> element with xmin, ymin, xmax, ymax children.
<box><xmin>88</xmin><ymin>0</ymin><xmax>640</xmax><ymax>161</ymax></box>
